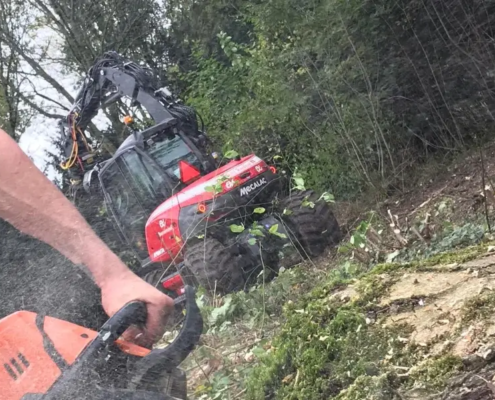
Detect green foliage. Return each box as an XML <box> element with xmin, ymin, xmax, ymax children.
<box><xmin>205</xmin><ymin>184</ymin><xmax>222</xmax><ymax>194</ymax></box>
<box><xmin>205</xmin><ymin>176</ymin><xmax>230</xmax><ymax>195</ymax></box>
<box><xmin>327</xmin><ymin>261</ymin><xmax>365</xmax><ymax>283</ymax></box>
<box><xmin>190</xmin><ymin>208</ymin><xmax>495</xmax><ymax>400</ymax></box>
<box><xmin>201</xmin><ymin>372</ymin><xmax>232</xmax><ymax>399</ymax></box>
<box><xmin>224</xmin><ymin>149</ymin><xmax>239</xmax><ymax>159</ymax></box>
<box><xmin>461</xmin><ymin>291</ymin><xmax>495</xmax><ymax>324</ymax></box>
<box><xmin>245</xmin><ymin>285</ymin><xmax>413</xmax><ymax>400</ymax></box>
<box><xmin>319</xmin><ymin>192</ymin><xmax>335</xmax><ymax>203</ymax></box>
<box><xmin>395</xmin><ymin>222</ymin><xmax>487</xmax><ymax>263</ymax></box>
<box><xmin>228</xmin><ymin>217</ymin><xmax>290</xmax><ymax>245</ymax></box>
<box><xmin>201</xmin><ymin>265</ymin><xmax>320</xmax><ymax>332</ymax></box>
<box><xmin>335</xmin><ymin>374</ymin><xmax>402</xmax><ymax>400</ymax></box>
<box><xmin>292</xmin><ymin>171</ymin><xmax>306</xmax><ymax>192</ymax></box>
<box><xmin>339</xmin><ymin>221</ymin><xmax>370</xmax><ymax>254</ymax></box>
<box><xmin>170</xmin><ymin>0</ymin><xmax>495</xmax><ymax>199</ymax></box>
<box><xmin>268</xmin><ymin>224</ymin><xmax>287</xmax><ymax>239</ymax></box>
<box><xmin>301</xmin><ymin>196</ymin><xmax>315</xmax><ymax>209</ymax></box>
<box><xmin>230</xmin><ymin>224</ymin><xmax>245</xmax><ymax>233</ymax></box>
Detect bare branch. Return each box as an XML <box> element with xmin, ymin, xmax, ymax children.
<box><xmin>16</xmin><ymin>91</ymin><xmax>64</xmax><ymax>119</ymax></box>
<box><xmin>24</xmin><ymin>77</ymin><xmax>71</xmax><ymax>111</ymax></box>
<box><xmin>0</xmin><ymin>32</ymin><xmax>74</xmax><ymax>102</ymax></box>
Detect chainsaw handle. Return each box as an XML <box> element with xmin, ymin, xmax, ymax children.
<box><xmin>144</xmin><ymin>285</ymin><xmax>203</xmax><ymax>364</ymax></box>
<box><xmin>128</xmin><ymin>285</ymin><xmax>204</xmax><ymax>388</ymax></box>
<box><xmin>98</xmin><ymin>301</ymin><xmax>148</xmax><ymax>341</ymax></box>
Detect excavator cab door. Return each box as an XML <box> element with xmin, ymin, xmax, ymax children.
<box><xmin>99</xmin><ymin>148</ymin><xmax>174</xmax><ymax>260</ymax></box>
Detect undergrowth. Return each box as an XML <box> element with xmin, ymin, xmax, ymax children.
<box><xmin>243</xmin><ymin>258</ymin><xmax>421</xmax><ymax>400</ymax></box>
<box><xmin>461</xmin><ymin>291</ymin><xmax>495</xmax><ymax>324</ymax></box>
<box><xmin>197</xmin><ymin>264</ymin><xmax>322</xmax><ymax>333</ymax></box>
<box><xmin>408</xmin><ymin>355</ymin><xmax>463</xmax><ymax>392</ymax></box>
<box><xmin>189</xmin><ymin>198</ymin><xmax>495</xmax><ymax>400</ymax></box>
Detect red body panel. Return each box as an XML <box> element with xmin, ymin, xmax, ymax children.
<box><xmin>145</xmin><ymin>154</ymin><xmax>268</xmax><ymax>263</ymax></box>
<box><xmin>1</xmin><ymin>311</ymin><xmax>150</xmax><ymax>400</ymax></box>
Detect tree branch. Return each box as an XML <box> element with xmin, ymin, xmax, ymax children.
<box><xmin>0</xmin><ymin>32</ymin><xmax>74</xmax><ymax>103</ymax></box>
<box><xmin>16</xmin><ymin>91</ymin><xmax>64</xmax><ymax>119</ymax></box>
<box><xmin>24</xmin><ymin>78</ymin><xmax>71</xmax><ymax>111</ymax></box>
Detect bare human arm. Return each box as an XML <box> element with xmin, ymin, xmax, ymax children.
<box><xmin>0</xmin><ymin>129</ymin><xmax>173</xmax><ymax>347</ymax></box>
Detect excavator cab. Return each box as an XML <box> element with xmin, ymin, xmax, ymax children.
<box><xmin>85</xmin><ymin>123</ymin><xmax>216</xmax><ymax>265</ymax></box>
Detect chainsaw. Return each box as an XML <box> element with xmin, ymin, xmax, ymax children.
<box><xmin>1</xmin><ymin>286</ymin><xmax>203</xmax><ymax>400</ymax></box>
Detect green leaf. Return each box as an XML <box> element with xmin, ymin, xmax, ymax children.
<box><xmin>253</xmin><ymin>207</ymin><xmax>266</xmax><ymax>214</ymax></box>
<box><xmin>222</xmin><ymin>140</ymin><xmax>233</xmax><ymax>155</ymax></box>
<box><xmin>273</xmin><ymin>155</ymin><xmax>283</xmax><ymax>160</ymax></box>
<box><xmin>224</xmin><ymin>150</ymin><xmax>239</xmax><ymax>159</ymax></box>
<box><xmin>273</xmin><ymin>231</ymin><xmax>287</xmax><ymax>239</ymax></box>
<box><xmin>338</xmin><ymin>244</ymin><xmax>353</xmax><ymax>254</ymax></box>
<box><xmin>251</xmin><ymin>346</ymin><xmax>266</xmax><ymax>357</ymax></box>
<box><xmin>250</xmin><ymin>229</ymin><xmax>264</xmax><ymax>237</ymax></box>
<box><xmin>230</xmin><ymin>224</ymin><xmax>245</xmax><ymax>233</ymax></box>
<box><xmin>268</xmin><ymin>224</ymin><xmax>287</xmax><ymax>238</ymax></box>
<box><xmin>319</xmin><ymin>192</ymin><xmax>335</xmax><ymax>203</ymax></box>
<box><xmin>294</xmin><ymin>177</ymin><xmax>305</xmax><ymax>187</ymax></box>
<box><xmin>293</xmin><ymin>178</ymin><xmax>305</xmax><ymax>190</ymax></box>
<box><xmin>283</xmin><ymin>208</ymin><xmax>293</xmax><ymax>215</ymax></box>
<box><xmin>196</xmin><ymin>234</ymin><xmax>205</xmax><ymax>239</ymax></box>
<box><xmin>292</xmin><ymin>172</ymin><xmax>306</xmax><ymax>190</ymax></box>
<box><xmin>302</xmin><ymin>198</ymin><xmax>315</xmax><ymax>208</ymax></box>
<box><xmin>209</xmin><ymin>296</ymin><xmax>233</xmax><ymax>325</ymax></box>
<box><xmin>248</xmin><ymin>238</ymin><xmax>257</xmax><ymax>245</ymax></box>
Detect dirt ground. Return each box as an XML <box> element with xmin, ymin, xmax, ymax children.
<box><xmin>335</xmin><ymin>142</ymin><xmax>495</xmax><ymax>235</ymax></box>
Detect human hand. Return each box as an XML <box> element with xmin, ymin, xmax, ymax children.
<box><xmin>100</xmin><ymin>269</ymin><xmax>174</xmax><ymax>348</ymax></box>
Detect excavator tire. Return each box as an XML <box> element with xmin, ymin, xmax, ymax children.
<box><xmin>142</xmin><ymin>267</ymin><xmax>186</xmax><ymax>328</ymax></box>
<box><xmin>142</xmin><ymin>267</ymin><xmax>168</xmax><ymax>290</ymax></box>
<box><xmin>279</xmin><ymin>189</ymin><xmax>342</xmax><ymax>258</ymax></box>
<box><xmin>184</xmin><ymin>238</ymin><xmax>247</xmax><ymax>296</ymax></box>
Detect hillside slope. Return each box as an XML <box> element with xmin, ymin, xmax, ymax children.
<box><xmin>184</xmin><ymin>145</ymin><xmax>495</xmax><ymax>400</ymax></box>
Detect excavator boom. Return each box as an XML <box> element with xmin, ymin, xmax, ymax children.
<box><xmin>56</xmin><ymin>51</ymin><xmax>205</xmax><ymax>185</ymax></box>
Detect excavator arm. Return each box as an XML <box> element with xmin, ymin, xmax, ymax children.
<box><xmin>56</xmin><ymin>51</ymin><xmax>204</xmax><ymax>184</ymax></box>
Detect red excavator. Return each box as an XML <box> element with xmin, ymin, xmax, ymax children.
<box><xmin>57</xmin><ymin>51</ymin><xmax>342</xmax><ymax>299</ymax></box>
<box><xmin>1</xmin><ymin>285</ymin><xmax>203</xmax><ymax>399</ymax></box>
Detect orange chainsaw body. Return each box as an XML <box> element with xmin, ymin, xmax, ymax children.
<box><xmin>0</xmin><ymin>311</ymin><xmax>150</xmax><ymax>400</ymax></box>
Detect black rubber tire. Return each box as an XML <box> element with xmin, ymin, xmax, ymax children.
<box><xmin>279</xmin><ymin>189</ymin><xmax>342</xmax><ymax>258</ymax></box>
<box><xmin>142</xmin><ymin>267</ymin><xmax>186</xmax><ymax>328</ymax></box>
<box><xmin>183</xmin><ymin>238</ymin><xmax>247</xmax><ymax>295</ymax></box>
<box><xmin>142</xmin><ymin>267</ymin><xmax>177</xmax><ymax>295</ymax></box>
